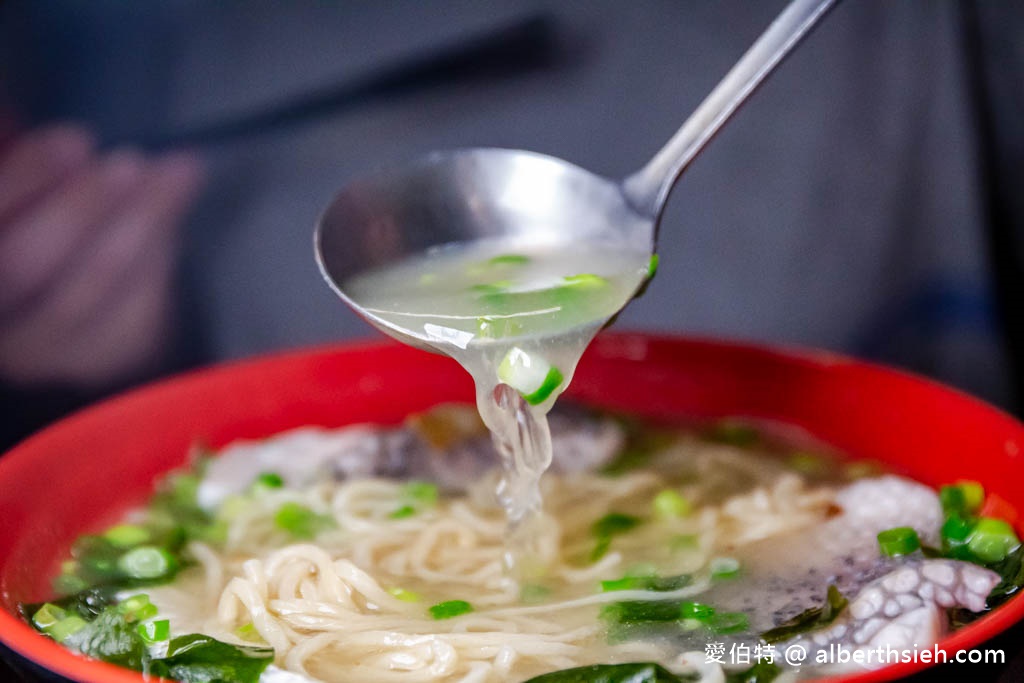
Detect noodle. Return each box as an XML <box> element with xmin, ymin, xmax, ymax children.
<box><xmin>144</xmin><ymin>435</ymin><xmax>836</xmax><ymax>683</ymax></box>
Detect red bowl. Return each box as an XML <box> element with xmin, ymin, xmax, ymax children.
<box><xmin>0</xmin><ymin>333</ymin><xmax>1022</xmax><ymax>682</ymax></box>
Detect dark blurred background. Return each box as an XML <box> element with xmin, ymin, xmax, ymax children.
<box><xmin>0</xmin><ymin>1</ymin><xmax>1023</xmax><ymax>679</ymax></box>
<box><xmin>2</xmin><ymin>0</ymin><xmax>1023</xmax><ymax>446</ymax></box>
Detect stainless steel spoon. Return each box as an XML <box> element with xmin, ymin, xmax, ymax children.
<box><xmin>316</xmin><ymin>0</ymin><xmax>838</xmax><ymax>351</ymax></box>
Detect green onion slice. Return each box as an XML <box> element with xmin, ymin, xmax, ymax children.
<box><xmin>117</xmin><ymin>547</ymin><xmax>177</xmax><ymax>580</ymax></box>
<box><xmin>877</xmin><ymin>527</ymin><xmax>921</xmax><ymax>557</ymax></box>
<box><xmin>137</xmin><ymin>619</ymin><xmax>171</xmax><ymax>644</ymax></box>
<box><xmin>967</xmin><ymin>517</ymin><xmax>1020</xmax><ymax>563</ymax></box>
<box><xmin>498</xmin><ymin>347</ymin><xmax>564</xmax><ymax>406</ymax></box>
<box><xmin>429</xmin><ymin>600</ymin><xmax>473</xmax><ymax>620</ymax></box>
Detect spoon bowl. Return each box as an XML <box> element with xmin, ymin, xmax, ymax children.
<box><xmin>315</xmin><ymin>148</ymin><xmax>650</xmax><ymax>350</ymax></box>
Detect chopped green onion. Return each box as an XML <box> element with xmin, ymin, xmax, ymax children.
<box><xmin>488</xmin><ymin>254</ymin><xmax>530</xmax><ymax>266</ymax></box>
<box><xmin>403</xmin><ymin>481</ymin><xmax>439</xmax><ymax>506</ymax></box>
<box><xmin>709</xmin><ymin>556</ymin><xmax>741</xmax><ymax>579</ymax></box>
<box><xmin>387</xmin><ymin>587</ymin><xmax>422</xmax><ymax>603</ymax></box>
<box><xmin>118</xmin><ymin>594</ymin><xmax>158</xmax><ymax>621</ymax></box>
<box><xmin>274</xmin><ymin>502</ymin><xmax>333</xmax><ymax>539</ymax></box>
<box><xmin>940</xmin><ymin>485</ymin><xmax>969</xmax><ymax>518</ymax></box>
<box><xmin>32</xmin><ymin>604</ymin><xmax>67</xmax><ymax>631</ymax></box>
<box><xmin>967</xmin><ymin>517</ymin><xmax>1020</xmax><ymax>563</ymax></box>
<box><xmin>389</xmin><ymin>505</ymin><xmax>416</xmax><ymax>519</ymax></box>
<box><xmin>647</xmin><ymin>253</ymin><xmax>659</xmax><ymax>279</ymax></box>
<box><xmin>236</xmin><ymin>622</ymin><xmax>260</xmax><ymax>640</ymax></box>
<box><xmin>942</xmin><ymin>515</ymin><xmax>974</xmax><ymax>545</ymax></box>
<box><xmin>956</xmin><ymin>480</ymin><xmax>985</xmax><ymax>513</ymax></box>
<box><xmin>600</xmin><ymin>600</ymin><xmax>683</xmax><ymax>624</ymax></box>
<box><xmin>679</xmin><ymin>601</ymin><xmax>715</xmax><ymax>621</ymax></box>
<box><xmin>562</xmin><ymin>273</ymin><xmax>608</xmax><ymax>288</ymax></box>
<box><xmin>52</xmin><ymin>574</ymin><xmax>89</xmax><ymax>596</ymax></box>
<box><xmin>137</xmin><ymin>619</ymin><xmax>170</xmax><ymax>644</ymax></box>
<box><xmin>46</xmin><ymin>615</ymin><xmax>88</xmax><ymax>642</ymax></box>
<box><xmin>600</xmin><ymin>571</ymin><xmax>688</xmax><ymax>593</ymax></box>
<box><xmin>497</xmin><ymin>347</ymin><xmax>564</xmax><ymax>406</ymax></box>
<box><xmin>652</xmin><ymin>489</ymin><xmax>691</xmax><ymax>519</ymax></box>
<box><xmin>252</xmin><ymin>472</ymin><xmax>284</xmax><ymax>491</ymax></box>
<box><xmin>429</xmin><ymin>600</ymin><xmax>473</xmax><ymax>620</ymax></box>
<box><xmin>524</xmin><ymin>367</ymin><xmax>564</xmax><ymax>406</ymax></box>
<box><xmin>389</xmin><ymin>481</ymin><xmax>439</xmax><ymax>518</ymax></box>
<box><xmin>877</xmin><ymin>527</ymin><xmax>921</xmax><ymax>557</ymax></box>
<box><xmin>117</xmin><ymin>547</ymin><xmax>177</xmax><ymax>581</ymax></box>
<box><xmin>103</xmin><ymin>525</ymin><xmax>150</xmax><ymax>549</ymax></box>
<box><xmin>600</xmin><ymin>576</ymin><xmax>644</xmax><ymax>592</ymax></box>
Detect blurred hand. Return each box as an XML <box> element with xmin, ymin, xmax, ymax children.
<box><xmin>0</xmin><ymin>124</ymin><xmax>204</xmax><ymax>387</ymax></box>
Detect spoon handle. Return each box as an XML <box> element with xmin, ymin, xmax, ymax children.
<box><xmin>622</xmin><ymin>0</ymin><xmax>838</xmax><ymax>221</ymax></box>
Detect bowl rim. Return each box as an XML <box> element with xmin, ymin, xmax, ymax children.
<box><xmin>0</xmin><ymin>332</ymin><xmax>1021</xmax><ymax>683</ymax></box>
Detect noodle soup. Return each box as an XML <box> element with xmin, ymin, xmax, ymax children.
<box><xmin>21</xmin><ymin>405</ymin><xmax>1022</xmax><ymax>682</ymax></box>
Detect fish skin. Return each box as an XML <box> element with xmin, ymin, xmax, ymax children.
<box><xmin>196</xmin><ymin>405</ymin><xmax>623</xmax><ymax>508</ymax></box>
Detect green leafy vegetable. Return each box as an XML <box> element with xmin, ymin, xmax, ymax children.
<box><xmin>760</xmin><ymin>584</ymin><xmax>848</xmax><ymax>644</ymax></box>
<box><xmin>988</xmin><ymin>544</ymin><xmax>1024</xmax><ymax>604</ymax></box>
<box><xmin>518</xmin><ymin>660</ymin><xmax>780</xmax><ymax>683</ymax></box>
<box><xmin>725</xmin><ymin>659</ymin><xmax>782</xmax><ymax>683</ymax></box>
<box><xmin>62</xmin><ymin>605</ymin><xmax>149</xmax><ymax>670</ymax></box>
<box><xmin>147</xmin><ymin>634</ymin><xmax>273</xmax><ymax>683</ymax></box>
<box><xmin>522</xmin><ymin>662</ymin><xmax>695</xmax><ymax>683</ymax></box>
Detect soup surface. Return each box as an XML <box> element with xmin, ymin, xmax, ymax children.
<box><xmin>22</xmin><ymin>406</ymin><xmax>1022</xmax><ymax>683</ymax></box>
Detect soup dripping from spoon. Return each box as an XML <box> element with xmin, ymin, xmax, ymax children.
<box><xmin>316</xmin><ymin>0</ymin><xmax>839</xmax><ymax>574</ymax></box>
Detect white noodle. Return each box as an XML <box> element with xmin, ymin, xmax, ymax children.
<box><xmin>143</xmin><ymin>434</ymin><xmax>837</xmax><ymax>683</ymax></box>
